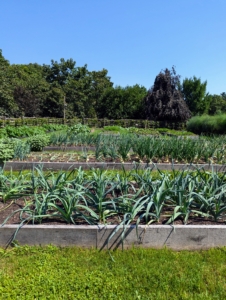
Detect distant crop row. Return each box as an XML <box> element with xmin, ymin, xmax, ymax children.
<box><xmin>49</xmin><ymin>132</ymin><xmax>226</xmax><ymax>164</ymax></box>
<box><xmin>1</xmin><ymin>132</ymin><xmax>226</xmax><ymax>165</ymax></box>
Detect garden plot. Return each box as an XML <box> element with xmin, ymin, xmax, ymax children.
<box><xmin>9</xmin><ymin>133</ymin><xmax>226</xmax><ymax>165</ymax></box>
<box><xmin>1</xmin><ymin>166</ymin><xmax>226</xmax><ymax>231</ymax></box>
<box><xmin>2</xmin><ymin>129</ymin><xmax>226</xmax><ymax>248</ymax></box>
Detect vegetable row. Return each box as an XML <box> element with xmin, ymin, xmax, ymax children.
<box><xmin>2</xmin><ymin>166</ymin><xmax>226</xmax><ymax>229</ymax></box>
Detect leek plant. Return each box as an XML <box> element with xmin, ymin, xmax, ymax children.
<box><xmin>0</xmin><ymin>169</ymin><xmax>31</xmax><ymax>203</ymax></box>
<box><xmin>113</xmin><ymin>167</ymin><xmax>135</xmax><ymax>196</ymax></box>
<box><xmin>48</xmin><ymin>188</ymin><xmax>98</xmax><ymax>224</ymax></box>
<box><xmin>85</xmin><ymin>169</ymin><xmax>117</xmax><ymax>223</ymax></box>
<box><xmin>142</xmin><ymin>175</ymin><xmax>171</xmax><ymax>224</ymax></box>
<box><xmin>117</xmin><ymin>134</ymin><xmax>133</xmax><ymax>161</ymax></box>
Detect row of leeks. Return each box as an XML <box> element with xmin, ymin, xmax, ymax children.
<box><xmin>1</xmin><ymin>165</ymin><xmax>226</xmax><ymax>246</ymax></box>
<box><xmin>5</xmin><ymin>133</ymin><xmax>226</xmax><ymax>164</ymax></box>
<box><xmin>49</xmin><ymin>132</ymin><xmax>226</xmax><ymax>164</ymax></box>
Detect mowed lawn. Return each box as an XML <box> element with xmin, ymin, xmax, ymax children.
<box><xmin>1</xmin><ymin>246</ymin><xmax>226</xmax><ymax>299</ymax></box>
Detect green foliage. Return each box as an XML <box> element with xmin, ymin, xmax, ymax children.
<box><xmin>156</xmin><ymin>128</ymin><xmax>195</xmax><ymax>136</ymax></box>
<box><xmin>10</xmin><ymin>63</ymin><xmax>51</xmax><ymax>117</ymax></box>
<box><xmin>67</xmin><ymin>123</ymin><xmax>90</xmax><ymax>136</ymax></box>
<box><xmin>0</xmin><ymin>124</ymin><xmax>65</xmax><ymax>139</ymax></box>
<box><xmin>97</xmin><ymin>85</ymin><xmax>147</xmax><ymax>119</ymax></box>
<box><xmin>1</xmin><ymin>47</ymin><xmax>225</xmax><ymax>124</ymax></box>
<box><xmin>208</xmin><ymin>94</ymin><xmax>226</xmax><ymax>115</ymax></box>
<box><xmin>5</xmin><ymin>125</ymin><xmax>46</xmax><ymax>138</ymax></box>
<box><xmin>2</xmin><ymin>165</ymin><xmax>226</xmax><ymax>245</ymax></box>
<box><xmin>127</xmin><ymin>127</ymin><xmax>159</xmax><ymax>135</ymax></box>
<box><xmin>182</xmin><ymin>76</ymin><xmax>209</xmax><ymax>115</ymax></box>
<box><xmin>41</xmin><ymin>123</ymin><xmax>66</xmax><ymax>132</ymax></box>
<box><xmin>0</xmin><ymin>50</ymin><xmax>16</xmax><ymax>116</ymax></box>
<box><xmin>13</xmin><ymin>141</ymin><xmax>30</xmax><ymax>160</ymax></box>
<box><xmin>1</xmin><ymin>246</ymin><xmax>226</xmax><ymax>299</ymax></box>
<box><xmin>0</xmin><ymin>128</ymin><xmax>7</xmax><ymax>138</ymax></box>
<box><xmin>50</xmin><ymin>132</ymin><xmax>224</xmax><ymax>164</ymax></box>
<box><xmin>103</xmin><ymin>126</ymin><xmax>127</xmax><ymax>134</ymax></box>
<box><xmin>187</xmin><ymin>114</ymin><xmax>226</xmax><ymax>134</ymax></box>
<box><xmin>0</xmin><ymin>138</ymin><xmax>15</xmax><ymax>163</ymax></box>
<box><xmin>27</xmin><ymin>135</ymin><xmax>50</xmax><ymax>151</ymax></box>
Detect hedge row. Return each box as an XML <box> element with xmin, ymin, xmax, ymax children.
<box><xmin>187</xmin><ymin>114</ymin><xmax>226</xmax><ymax>134</ymax></box>
<box><xmin>0</xmin><ymin>117</ymin><xmax>186</xmax><ymax>130</ymax></box>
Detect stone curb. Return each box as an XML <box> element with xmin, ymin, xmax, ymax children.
<box><xmin>1</xmin><ymin>225</ymin><xmax>226</xmax><ymax>250</ymax></box>
<box><xmin>4</xmin><ymin>161</ymin><xmax>226</xmax><ymax>171</ymax></box>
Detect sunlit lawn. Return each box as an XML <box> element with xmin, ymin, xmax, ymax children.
<box><xmin>1</xmin><ymin>246</ymin><xmax>226</xmax><ymax>299</ymax></box>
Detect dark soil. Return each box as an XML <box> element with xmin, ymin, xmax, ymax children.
<box><xmin>1</xmin><ymin>198</ymin><xmax>226</xmax><ymax>226</ymax></box>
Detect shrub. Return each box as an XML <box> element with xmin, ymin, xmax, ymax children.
<box><xmin>5</xmin><ymin>125</ymin><xmax>46</xmax><ymax>138</ymax></box>
<box><xmin>187</xmin><ymin>114</ymin><xmax>226</xmax><ymax>134</ymax></box>
<box><xmin>67</xmin><ymin>123</ymin><xmax>90</xmax><ymax>136</ymax></box>
<box><xmin>42</xmin><ymin>124</ymin><xmax>67</xmax><ymax>132</ymax></box>
<box><xmin>0</xmin><ymin>138</ymin><xmax>15</xmax><ymax>165</ymax></box>
<box><xmin>27</xmin><ymin>135</ymin><xmax>50</xmax><ymax>151</ymax></box>
<box><xmin>103</xmin><ymin>126</ymin><xmax>127</xmax><ymax>134</ymax></box>
<box><xmin>0</xmin><ymin>128</ymin><xmax>7</xmax><ymax>138</ymax></box>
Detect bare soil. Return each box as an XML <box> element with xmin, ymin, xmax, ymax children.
<box><xmin>9</xmin><ymin>151</ymin><xmax>214</xmax><ymax>165</ymax></box>
<box><xmin>1</xmin><ymin>198</ymin><xmax>225</xmax><ymax>226</ymax></box>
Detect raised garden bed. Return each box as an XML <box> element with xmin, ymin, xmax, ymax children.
<box><xmin>0</xmin><ymin>135</ymin><xmax>226</xmax><ymax>249</ymax></box>
<box><xmin>1</xmin><ymin>165</ymin><xmax>226</xmax><ymax>250</ymax></box>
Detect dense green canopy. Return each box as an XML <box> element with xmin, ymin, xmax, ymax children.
<box><xmin>0</xmin><ymin>50</ymin><xmax>147</xmax><ymax>119</ymax></box>
<box><xmin>0</xmin><ymin>50</ymin><xmax>225</xmax><ymax>119</ymax></box>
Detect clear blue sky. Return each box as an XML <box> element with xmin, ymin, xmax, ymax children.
<box><xmin>1</xmin><ymin>0</ymin><xmax>225</xmax><ymax>94</ymax></box>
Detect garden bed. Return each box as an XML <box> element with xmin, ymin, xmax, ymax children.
<box><xmin>1</xmin><ymin>164</ymin><xmax>226</xmax><ymax>249</ymax></box>
<box><xmin>1</xmin><ymin>165</ymin><xmax>226</xmax><ymax>226</ymax></box>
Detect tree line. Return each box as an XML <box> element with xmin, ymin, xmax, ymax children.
<box><xmin>0</xmin><ymin>49</ymin><xmax>225</xmax><ymax>120</ymax></box>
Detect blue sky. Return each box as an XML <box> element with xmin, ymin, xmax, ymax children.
<box><xmin>1</xmin><ymin>0</ymin><xmax>225</xmax><ymax>94</ymax></box>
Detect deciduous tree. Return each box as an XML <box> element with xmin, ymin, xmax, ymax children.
<box><xmin>182</xmin><ymin>76</ymin><xmax>209</xmax><ymax>115</ymax></box>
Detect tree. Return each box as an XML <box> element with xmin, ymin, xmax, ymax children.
<box><xmin>0</xmin><ymin>50</ymin><xmax>16</xmax><ymax>116</ymax></box>
<box><xmin>43</xmin><ymin>58</ymin><xmax>78</xmax><ymax>118</ymax></box>
<box><xmin>208</xmin><ymin>94</ymin><xmax>226</xmax><ymax>115</ymax></box>
<box><xmin>10</xmin><ymin>64</ymin><xmax>49</xmax><ymax>117</ymax></box>
<box><xmin>144</xmin><ymin>68</ymin><xmax>191</xmax><ymax>122</ymax></box>
<box><xmin>120</xmin><ymin>85</ymin><xmax>147</xmax><ymax>119</ymax></box>
<box><xmin>97</xmin><ymin>86</ymin><xmax>124</xmax><ymax>119</ymax></box>
<box><xmin>89</xmin><ymin>69</ymin><xmax>113</xmax><ymax>116</ymax></box>
<box><xmin>182</xmin><ymin>76</ymin><xmax>209</xmax><ymax>115</ymax></box>
<box><xmin>221</xmin><ymin>92</ymin><xmax>226</xmax><ymax>101</ymax></box>
<box><xmin>43</xmin><ymin>58</ymin><xmax>76</xmax><ymax>87</ymax></box>
<box><xmin>41</xmin><ymin>85</ymin><xmax>64</xmax><ymax>118</ymax></box>
<box><xmin>97</xmin><ymin>85</ymin><xmax>147</xmax><ymax>119</ymax></box>
<box><xmin>65</xmin><ymin>65</ymin><xmax>95</xmax><ymax>118</ymax></box>
<box><xmin>43</xmin><ymin>60</ymin><xmax>113</xmax><ymax>118</ymax></box>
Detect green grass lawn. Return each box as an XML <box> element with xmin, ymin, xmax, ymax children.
<box><xmin>1</xmin><ymin>246</ymin><xmax>226</xmax><ymax>299</ymax></box>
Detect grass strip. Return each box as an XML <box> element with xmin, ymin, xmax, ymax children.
<box><xmin>0</xmin><ymin>246</ymin><xmax>226</xmax><ymax>299</ymax></box>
